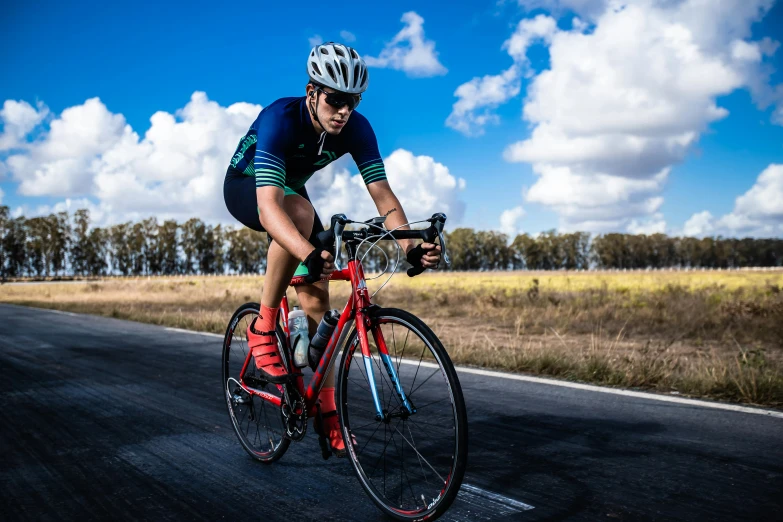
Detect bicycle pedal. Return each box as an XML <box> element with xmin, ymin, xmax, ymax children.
<box><xmin>318</xmin><ymin>435</ymin><xmax>332</xmax><ymax>460</ymax></box>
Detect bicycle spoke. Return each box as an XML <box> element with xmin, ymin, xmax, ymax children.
<box><xmin>405</xmin><ymin>415</ymin><xmax>453</xmax><ymax>432</ymax></box>
<box><xmin>409</xmin><ymin>342</ymin><xmax>427</xmax><ymax>395</ymax></box>
<box><xmin>261</xmin><ymin>395</ymin><xmax>277</xmax><ymax>448</ymax></box>
<box><xmin>409</xmin><ymin>369</ymin><xmax>441</xmax><ymax>398</ymax></box>
<box><xmin>388</xmin><ymin>418</ymin><xmax>422</xmax><ymax>509</ymax></box>
<box><xmin>407</xmin><ymin>422</ymin><xmax>433</xmax><ymax>489</ymax></box>
<box><xmin>393</xmin><ymin>425</ymin><xmax>446</xmax><ymax>484</ymax></box>
<box><xmin>350</xmin><ymin>419</ymin><xmax>381</xmax><ymax>432</ymax></box>
<box><xmin>368</xmin><ymin>418</ymin><xmax>403</xmax><ymax>479</ymax></box>
<box><xmin>412</xmin><ymin>396</ymin><xmax>451</xmax><ymax>411</ymax></box>
<box><xmin>392</xmin><ymin>323</ymin><xmax>406</xmax><ymax>380</ymax></box>
<box><xmin>356</xmin><ymin>418</ymin><xmax>385</xmax><ymax>458</ymax></box>
<box><xmin>348</xmin><ymin>377</ymin><xmax>371</xmax><ymax>393</ymax></box>
<box><xmin>376</xmin><ymin>356</ymin><xmax>403</xmax><ymax>413</ymax></box>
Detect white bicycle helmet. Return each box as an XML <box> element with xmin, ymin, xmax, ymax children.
<box><xmin>307</xmin><ymin>42</ymin><xmax>369</xmax><ymax>94</ymax></box>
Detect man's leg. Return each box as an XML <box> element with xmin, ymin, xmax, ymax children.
<box><xmin>296</xmin><ymin>277</ymin><xmax>353</xmax><ymax>456</ymax></box>
<box><xmin>295</xmin><ymin>281</ymin><xmax>335</xmax><ymax>387</ymax></box>
<box><xmin>260</xmin><ymin>194</ymin><xmax>317</xmax><ymax>308</ymax></box>
<box><xmin>251</xmin><ymin>194</ymin><xmax>316</xmax><ymax>377</ymax></box>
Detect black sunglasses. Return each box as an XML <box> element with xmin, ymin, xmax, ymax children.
<box><xmin>315</xmin><ymin>87</ymin><xmax>362</xmax><ymax>111</ymax></box>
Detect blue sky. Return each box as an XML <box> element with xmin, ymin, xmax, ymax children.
<box><xmin>2</xmin><ymin>0</ymin><xmax>782</xmax><ymax>237</ymax></box>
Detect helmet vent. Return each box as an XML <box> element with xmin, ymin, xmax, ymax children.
<box><xmin>325</xmin><ymin>63</ymin><xmax>337</xmax><ymax>82</ymax></box>
<box><xmin>320</xmin><ymin>48</ymin><xmax>329</xmax><ymax>55</ymax></box>
<box><xmin>352</xmin><ymin>65</ymin><xmax>359</xmax><ymax>87</ymax></box>
<box><xmin>311</xmin><ymin>62</ymin><xmax>322</xmax><ymax>76</ymax></box>
<box><xmin>340</xmin><ymin>62</ymin><xmax>348</xmax><ymax>81</ymax></box>
<box><xmin>351</xmin><ymin>49</ymin><xmax>358</xmax><ymax>59</ymax></box>
<box><xmin>334</xmin><ymin>47</ymin><xmax>345</xmax><ymax>57</ymax></box>
<box><xmin>361</xmin><ymin>68</ymin><xmax>368</xmax><ymax>87</ymax></box>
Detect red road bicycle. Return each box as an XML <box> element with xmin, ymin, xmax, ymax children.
<box><xmin>222</xmin><ymin>213</ymin><xmax>468</xmax><ymax>521</ymax></box>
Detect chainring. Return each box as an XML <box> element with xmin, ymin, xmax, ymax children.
<box><xmin>280</xmin><ymin>383</ymin><xmax>308</xmax><ymax>441</ymax></box>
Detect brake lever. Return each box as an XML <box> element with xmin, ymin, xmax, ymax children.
<box><xmin>328</xmin><ymin>214</ymin><xmax>349</xmax><ymax>271</ymax></box>
<box><xmin>334</xmin><ymin>221</ymin><xmax>345</xmax><ymax>271</ymax></box>
<box><xmin>438</xmin><ymin>230</ymin><xmax>451</xmax><ymax>267</ymax></box>
<box><xmin>429</xmin><ymin>213</ymin><xmax>450</xmax><ymax>267</ymax></box>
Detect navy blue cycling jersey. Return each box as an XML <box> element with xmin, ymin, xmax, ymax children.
<box><xmin>228</xmin><ymin>96</ymin><xmax>387</xmax><ymax>195</ymax></box>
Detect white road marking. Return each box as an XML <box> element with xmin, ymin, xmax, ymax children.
<box><xmin>45</xmin><ymin>309</ymin><xmax>79</xmax><ymax>317</ymax></box>
<box><xmin>164</xmin><ymin>327</ymin><xmax>223</xmax><ymax>338</ymax></box>
<box><xmin>398</xmin><ymin>359</ymin><xmax>783</xmax><ymax>419</ymax></box>
<box><xmin>6</xmin><ymin>304</ymin><xmax>782</xmax><ymax>419</ymax></box>
<box><xmin>459</xmin><ymin>483</ymin><xmax>535</xmax><ymax>512</ymax></box>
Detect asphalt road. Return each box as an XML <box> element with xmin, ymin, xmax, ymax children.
<box><xmin>1</xmin><ymin>303</ymin><xmax>781</xmax><ymax>521</ymax></box>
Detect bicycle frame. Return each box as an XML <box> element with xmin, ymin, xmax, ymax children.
<box><xmin>237</xmin><ymin>257</ymin><xmax>415</xmax><ymax>421</ymax></box>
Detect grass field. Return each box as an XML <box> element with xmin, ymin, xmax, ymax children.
<box><xmin>3</xmin><ymin>270</ymin><xmax>782</xmax><ymax>407</ymax></box>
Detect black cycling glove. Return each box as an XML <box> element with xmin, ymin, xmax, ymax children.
<box><xmin>303</xmin><ymin>248</ymin><xmax>326</xmax><ymax>284</ymax></box>
<box><xmin>406</xmin><ymin>245</ymin><xmax>427</xmax><ymax>277</ymax></box>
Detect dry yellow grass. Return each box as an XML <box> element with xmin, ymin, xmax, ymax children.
<box><xmin>2</xmin><ymin>270</ymin><xmax>782</xmax><ymax>407</ymax></box>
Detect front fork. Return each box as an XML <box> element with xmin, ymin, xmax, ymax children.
<box><xmin>355</xmin><ymin>312</ymin><xmax>416</xmax><ymax>421</ymax></box>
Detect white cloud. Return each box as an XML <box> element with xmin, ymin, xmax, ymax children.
<box><xmin>13</xmin><ymin>198</ymin><xmax>108</xmax><ymax>224</ymax></box>
<box><xmin>308</xmin><ymin>149</ymin><xmax>466</xmax><ymax>226</ymax></box>
<box><xmin>0</xmin><ymin>99</ymin><xmax>49</xmax><ymax>151</ymax></box>
<box><xmin>2</xmin><ymin>95</ymin><xmax>465</xmax><ymax>231</ymax></box>
<box><xmin>682</xmin><ymin>164</ymin><xmax>783</xmax><ymax>237</ymax></box>
<box><xmin>733</xmin><ymin>164</ymin><xmax>783</xmax><ymax>221</ymax></box>
<box><xmin>525</xmin><ymin>164</ymin><xmax>667</xmax><ymax>229</ymax></box>
<box><xmin>682</xmin><ymin>210</ymin><xmax>714</xmax><ymax>237</ymax></box>
<box><xmin>503</xmin><ymin>14</ymin><xmax>558</xmax><ymax>65</ymax></box>
<box><xmin>364</xmin><ymin>12</ymin><xmax>447</xmax><ymax>77</ymax></box>
<box><xmin>308</xmin><ymin>34</ymin><xmax>323</xmax><ymax>47</ymax></box>
<box><xmin>774</xmin><ymin>105</ymin><xmax>783</xmax><ymax>126</ymax></box>
<box><xmin>446</xmin><ymin>67</ymin><xmax>521</xmax><ymax>136</ymax></box>
<box><xmin>731</xmin><ymin>39</ymin><xmax>762</xmax><ymax>62</ymax></box>
<box><xmin>627</xmin><ymin>215</ymin><xmax>666</xmax><ymax>235</ymax></box>
<box><xmin>483</xmin><ymin>0</ymin><xmax>779</xmax><ymax>232</ymax></box>
<box><xmin>1</xmin><ymin>92</ymin><xmax>261</xmax><ymax>225</ymax></box>
<box><xmin>518</xmin><ymin>0</ymin><xmax>611</xmax><ymax>22</ymax></box>
<box><xmin>446</xmin><ymin>14</ymin><xmax>557</xmax><ymax>136</ymax></box>
<box><xmin>499</xmin><ymin>206</ymin><xmax>526</xmax><ymax>237</ymax></box>
<box><xmin>340</xmin><ymin>30</ymin><xmax>356</xmax><ymax>43</ymax></box>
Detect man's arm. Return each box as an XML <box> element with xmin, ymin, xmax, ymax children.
<box><xmin>366</xmin><ymin>180</ymin><xmax>441</xmax><ymax>269</ymax></box>
<box><xmin>366</xmin><ymin>180</ymin><xmax>413</xmax><ymax>253</ymax></box>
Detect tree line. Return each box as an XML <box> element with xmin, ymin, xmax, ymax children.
<box><xmin>1</xmin><ymin>206</ymin><xmax>781</xmax><ymax>279</ymax></box>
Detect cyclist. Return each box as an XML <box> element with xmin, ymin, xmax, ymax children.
<box><xmin>223</xmin><ymin>42</ymin><xmax>442</xmax><ymax>457</ymax></box>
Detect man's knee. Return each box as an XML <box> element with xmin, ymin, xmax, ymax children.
<box><xmin>284</xmin><ymin>196</ymin><xmax>315</xmax><ymax>237</ymax></box>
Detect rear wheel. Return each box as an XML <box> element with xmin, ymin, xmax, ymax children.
<box><xmin>337</xmin><ymin>307</ymin><xmax>468</xmax><ymax>521</ymax></box>
<box><xmin>223</xmin><ymin>302</ymin><xmax>290</xmax><ymax>462</ymax></box>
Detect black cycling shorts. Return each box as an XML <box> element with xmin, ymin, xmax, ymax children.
<box><xmin>223</xmin><ymin>167</ymin><xmax>324</xmax><ymax>245</ymax></box>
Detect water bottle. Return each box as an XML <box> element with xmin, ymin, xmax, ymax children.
<box><xmin>288</xmin><ymin>306</ymin><xmax>310</xmax><ymax>368</ymax></box>
<box><xmin>308</xmin><ymin>309</ymin><xmax>340</xmax><ymax>371</ymax></box>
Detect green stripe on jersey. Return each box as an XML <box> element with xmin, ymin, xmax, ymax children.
<box><xmin>360</xmin><ymin>162</ymin><xmax>387</xmax><ymax>184</ymax></box>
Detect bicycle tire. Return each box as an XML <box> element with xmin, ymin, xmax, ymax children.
<box><xmin>223</xmin><ymin>302</ymin><xmax>290</xmax><ymax>463</ymax></box>
<box><xmin>337</xmin><ymin>307</ymin><xmax>468</xmax><ymax>521</ymax></box>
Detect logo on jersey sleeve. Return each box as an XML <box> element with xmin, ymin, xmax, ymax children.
<box><xmin>230</xmin><ymin>134</ymin><xmax>257</xmax><ymax>168</ymax></box>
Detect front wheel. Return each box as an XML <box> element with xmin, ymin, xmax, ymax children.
<box><xmin>337</xmin><ymin>308</ymin><xmax>468</xmax><ymax>521</ymax></box>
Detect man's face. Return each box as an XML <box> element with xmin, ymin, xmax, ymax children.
<box><xmin>307</xmin><ymin>84</ymin><xmax>356</xmax><ymax>135</ymax></box>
